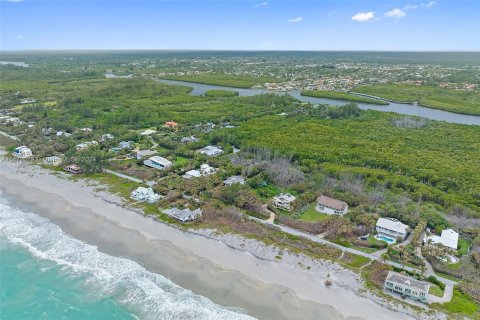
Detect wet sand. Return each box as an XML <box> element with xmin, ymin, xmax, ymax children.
<box><xmin>0</xmin><ymin>162</ymin><xmax>415</xmax><ymax>320</ymax></box>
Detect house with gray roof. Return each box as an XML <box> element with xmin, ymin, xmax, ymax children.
<box><xmin>197</xmin><ymin>145</ymin><xmax>223</xmax><ymax>157</ymax></box>
<box><xmin>162</xmin><ymin>207</ymin><xmax>203</xmax><ymax>222</ymax></box>
<box><xmin>223</xmin><ymin>175</ymin><xmax>245</xmax><ymax>186</ymax></box>
<box><xmin>384</xmin><ymin>271</ymin><xmax>430</xmax><ymax>303</ymax></box>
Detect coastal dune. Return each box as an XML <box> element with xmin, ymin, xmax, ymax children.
<box><xmin>0</xmin><ymin>161</ymin><xmax>414</xmax><ymax>320</ymax></box>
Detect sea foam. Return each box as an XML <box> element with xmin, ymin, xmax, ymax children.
<box><xmin>0</xmin><ymin>197</ymin><xmax>254</xmax><ymax>320</ymax></box>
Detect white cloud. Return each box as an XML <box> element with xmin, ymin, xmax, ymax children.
<box><xmin>385</xmin><ymin>8</ymin><xmax>406</xmax><ymax>18</ymax></box>
<box><xmin>287</xmin><ymin>16</ymin><xmax>303</xmax><ymax>23</ymax></box>
<box><xmin>352</xmin><ymin>12</ymin><xmax>376</xmax><ymax>22</ymax></box>
<box><xmin>424</xmin><ymin>1</ymin><xmax>437</xmax><ymax>8</ymax></box>
<box><xmin>254</xmin><ymin>2</ymin><xmax>268</xmax><ymax>7</ymax></box>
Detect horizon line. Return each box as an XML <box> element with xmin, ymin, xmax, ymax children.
<box><xmin>2</xmin><ymin>49</ymin><xmax>480</xmax><ymax>53</ymax></box>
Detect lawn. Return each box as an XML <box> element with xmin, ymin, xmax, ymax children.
<box><xmin>83</xmin><ymin>172</ymin><xmax>142</xmax><ymax>199</ymax></box>
<box><xmin>301</xmin><ymin>90</ymin><xmax>388</xmax><ymax>105</ymax></box>
<box><xmin>300</xmin><ymin>203</ymin><xmax>330</xmax><ymax>222</ymax></box>
<box><xmin>456</xmin><ymin>238</ymin><xmax>471</xmax><ymax>257</ymax></box>
<box><xmin>428</xmin><ymin>284</ymin><xmax>444</xmax><ymax>297</ymax></box>
<box><xmin>433</xmin><ymin>289</ymin><xmax>479</xmax><ymax>316</ymax></box>
<box><xmin>341</xmin><ymin>252</ymin><xmax>371</xmax><ymax>269</ymax></box>
<box><xmin>174</xmin><ymin>156</ymin><xmax>189</xmax><ymax>166</ymax></box>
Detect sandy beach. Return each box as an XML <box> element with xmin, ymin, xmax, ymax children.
<box><xmin>0</xmin><ymin>159</ymin><xmax>422</xmax><ymax>320</ymax></box>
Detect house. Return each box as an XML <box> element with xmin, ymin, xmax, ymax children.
<box><xmin>63</xmin><ymin>164</ymin><xmax>83</xmax><ymax>174</ymax></box>
<box><xmin>197</xmin><ymin>145</ymin><xmax>223</xmax><ymax>157</ymax></box>
<box><xmin>20</xmin><ymin>98</ymin><xmax>37</xmax><ymax>104</ymax></box>
<box><xmin>384</xmin><ymin>271</ymin><xmax>429</xmax><ymax>303</ymax></box>
<box><xmin>76</xmin><ymin>141</ymin><xmax>98</xmax><ymax>151</ymax></box>
<box><xmin>376</xmin><ymin>217</ymin><xmax>409</xmax><ymax>242</ymax></box>
<box><xmin>100</xmin><ymin>133</ymin><xmax>114</xmax><ymax>142</ymax></box>
<box><xmin>81</xmin><ymin>128</ymin><xmax>93</xmax><ymax>133</ymax></box>
<box><xmin>130</xmin><ymin>187</ymin><xmax>162</xmax><ymax>203</ymax></box>
<box><xmin>13</xmin><ymin>146</ymin><xmax>32</xmax><ymax>158</ymax></box>
<box><xmin>143</xmin><ymin>156</ymin><xmax>173</xmax><ymax>170</ymax></box>
<box><xmin>140</xmin><ymin>129</ymin><xmax>156</xmax><ymax>136</ymax></box>
<box><xmin>165</xmin><ymin>121</ymin><xmax>178</xmax><ymax>128</ymax></box>
<box><xmin>316</xmin><ymin>195</ymin><xmax>348</xmax><ymax>215</ymax></box>
<box><xmin>183</xmin><ymin>164</ymin><xmax>217</xmax><ymax>178</ymax></box>
<box><xmin>56</xmin><ymin>131</ymin><xmax>72</xmax><ymax>137</ymax></box>
<box><xmin>426</xmin><ymin>229</ymin><xmax>459</xmax><ymax>250</ymax></box>
<box><xmin>180</xmin><ymin>136</ymin><xmax>199</xmax><ymax>144</ymax></box>
<box><xmin>273</xmin><ymin>193</ymin><xmax>296</xmax><ymax>211</ymax></box>
<box><xmin>118</xmin><ymin>141</ymin><xmax>134</xmax><ymax>149</ymax></box>
<box><xmin>43</xmin><ymin>156</ymin><xmax>62</xmax><ymax>166</ymax></box>
<box><xmin>162</xmin><ymin>207</ymin><xmax>203</xmax><ymax>222</ymax></box>
<box><xmin>223</xmin><ymin>175</ymin><xmax>245</xmax><ymax>186</ymax></box>
<box><xmin>135</xmin><ymin>149</ymin><xmax>157</xmax><ymax>160</ymax></box>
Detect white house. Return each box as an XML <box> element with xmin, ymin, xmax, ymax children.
<box><xmin>100</xmin><ymin>133</ymin><xmax>114</xmax><ymax>142</ymax></box>
<box><xmin>183</xmin><ymin>164</ymin><xmax>217</xmax><ymax>179</ymax></box>
<box><xmin>81</xmin><ymin>128</ymin><xmax>93</xmax><ymax>133</ymax></box>
<box><xmin>316</xmin><ymin>195</ymin><xmax>348</xmax><ymax>215</ymax></box>
<box><xmin>140</xmin><ymin>129</ymin><xmax>156</xmax><ymax>136</ymax></box>
<box><xmin>56</xmin><ymin>131</ymin><xmax>72</xmax><ymax>137</ymax></box>
<box><xmin>43</xmin><ymin>156</ymin><xmax>63</xmax><ymax>166</ymax></box>
<box><xmin>376</xmin><ymin>217</ymin><xmax>409</xmax><ymax>242</ymax></box>
<box><xmin>384</xmin><ymin>271</ymin><xmax>429</xmax><ymax>303</ymax></box>
<box><xmin>143</xmin><ymin>156</ymin><xmax>173</xmax><ymax>170</ymax></box>
<box><xmin>130</xmin><ymin>187</ymin><xmax>162</xmax><ymax>203</ymax></box>
<box><xmin>76</xmin><ymin>141</ymin><xmax>98</xmax><ymax>151</ymax></box>
<box><xmin>181</xmin><ymin>136</ymin><xmax>199</xmax><ymax>144</ymax></box>
<box><xmin>13</xmin><ymin>146</ymin><xmax>32</xmax><ymax>158</ymax></box>
<box><xmin>273</xmin><ymin>193</ymin><xmax>296</xmax><ymax>211</ymax></box>
<box><xmin>118</xmin><ymin>141</ymin><xmax>134</xmax><ymax>149</ymax></box>
<box><xmin>426</xmin><ymin>229</ymin><xmax>459</xmax><ymax>250</ymax></box>
<box><xmin>223</xmin><ymin>175</ymin><xmax>245</xmax><ymax>186</ymax></box>
<box><xmin>197</xmin><ymin>145</ymin><xmax>223</xmax><ymax>157</ymax></box>
<box><xmin>162</xmin><ymin>207</ymin><xmax>203</xmax><ymax>222</ymax></box>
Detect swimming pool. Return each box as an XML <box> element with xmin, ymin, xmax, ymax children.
<box><xmin>375</xmin><ymin>235</ymin><xmax>395</xmax><ymax>244</ymax></box>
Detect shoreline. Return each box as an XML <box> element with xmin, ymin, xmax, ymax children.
<box><xmin>0</xmin><ymin>159</ymin><xmax>426</xmax><ymax>320</ymax></box>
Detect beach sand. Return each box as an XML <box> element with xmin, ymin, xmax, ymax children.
<box><xmin>0</xmin><ymin>161</ymin><xmax>417</xmax><ymax>320</ymax></box>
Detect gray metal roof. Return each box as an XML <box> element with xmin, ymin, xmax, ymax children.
<box><xmin>386</xmin><ymin>271</ymin><xmax>430</xmax><ymax>291</ymax></box>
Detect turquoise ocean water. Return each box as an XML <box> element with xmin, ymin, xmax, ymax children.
<box><xmin>0</xmin><ymin>193</ymin><xmax>253</xmax><ymax>320</ymax></box>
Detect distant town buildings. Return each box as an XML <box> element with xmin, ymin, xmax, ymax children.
<box><xmin>143</xmin><ymin>156</ymin><xmax>173</xmax><ymax>170</ymax></box>
<box><xmin>76</xmin><ymin>141</ymin><xmax>98</xmax><ymax>151</ymax></box>
<box><xmin>316</xmin><ymin>195</ymin><xmax>348</xmax><ymax>215</ymax></box>
<box><xmin>384</xmin><ymin>271</ymin><xmax>429</xmax><ymax>303</ymax></box>
<box><xmin>140</xmin><ymin>129</ymin><xmax>156</xmax><ymax>136</ymax></box>
<box><xmin>273</xmin><ymin>193</ymin><xmax>296</xmax><ymax>211</ymax></box>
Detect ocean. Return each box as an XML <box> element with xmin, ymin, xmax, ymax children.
<box><xmin>0</xmin><ymin>192</ymin><xmax>254</xmax><ymax>320</ymax></box>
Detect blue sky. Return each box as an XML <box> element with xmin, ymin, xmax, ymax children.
<box><xmin>1</xmin><ymin>0</ymin><xmax>479</xmax><ymax>51</ymax></box>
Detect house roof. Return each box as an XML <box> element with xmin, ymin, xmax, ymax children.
<box><xmin>197</xmin><ymin>145</ymin><xmax>223</xmax><ymax>156</ymax></box>
<box><xmin>274</xmin><ymin>193</ymin><xmax>296</xmax><ymax>203</ymax></box>
<box><xmin>148</xmin><ymin>156</ymin><xmax>172</xmax><ymax>166</ymax></box>
<box><xmin>376</xmin><ymin>217</ymin><xmax>409</xmax><ymax>234</ymax></box>
<box><xmin>162</xmin><ymin>208</ymin><xmax>202</xmax><ymax>222</ymax></box>
<box><xmin>427</xmin><ymin>229</ymin><xmax>459</xmax><ymax>250</ymax></box>
<box><xmin>223</xmin><ymin>175</ymin><xmax>245</xmax><ymax>185</ymax></box>
<box><xmin>386</xmin><ymin>271</ymin><xmax>430</xmax><ymax>292</ymax></box>
<box><xmin>317</xmin><ymin>195</ymin><xmax>348</xmax><ymax>211</ymax></box>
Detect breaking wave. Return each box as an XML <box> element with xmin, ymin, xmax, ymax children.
<box><xmin>0</xmin><ymin>197</ymin><xmax>254</xmax><ymax>320</ymax></box>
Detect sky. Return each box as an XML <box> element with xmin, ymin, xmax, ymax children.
<box><xmin>1</xmin><ymin>0</ymin><xmax>479</xmax><ymax>51</ymax></box>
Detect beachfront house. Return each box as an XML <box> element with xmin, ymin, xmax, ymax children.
<box><xmin>135</xmin><ymin>149</ymin><xmax>157</xmax><ymax>160</ymax></box>
<box><xmin>223</xmin><ymin>175</ymin><xmax>245</xmax><ymax>186</ymax></box>
<box><xmin>13</xmin><ymin>146</ymin><xmax>33</xmax><ymax>158</ymax></box>
<box><xmin>316</xmin><ymin>195</ymin><xmax>348</xmax><ymax>215</ymax></box>
<box><xmin>43</xmin><ymin>156</ymin><xmax>63</xmax><ymax>166</ymax></box>
<box><xmin>76</xmin><ymin>141</ymin><xmax>98</xmax><ymax>151</ymax></box>
<box><xmin>197</xmin><ymin>145</ymin><xmax>223</xmax><ymax>157</ymax></box>
<box><xmin>384</xmin><ymin>271</ymin><xmax>429</xmax><ymax>303</ymax></box>
<box><xmin>130</xmin><ymin>187</ymin><xmax>162</xmax><ymax>203</ymax></box>
<box><xmin>143</xmin><ymin>156</ymin><xmax>173</xmax><ymax>170</ymax></box>
<box><xmin>63</xmin><ymin>164</ymin><xmax>83</xmax><ymax>174</ymax></box>
<box><xmin>162</xmin><ymin>207</ymin><xmax>203</xmax><ymax>222</ymax></box>
<box><xmin>376</xmin><ymin>217</ymin><xmax>409</xmax><ymax>242</ymax></box>
<box><xmin>425</xmin><ymin>229</ymin><xmax>459</xmax><ymax>250</ymax></box>
<box><xmin>273</xmin><ymin>193</ymin><xmax>296</xmax><ymax>211</ymax></box>
<box><xmin>183</xmin><ymin>164</ymin><xmax>217</xmax><ymax>179</ymax></box>
<box><xmin>181</xmin><ymin>136</ymin><xmax>199</xmax><ymax>144</ymax></box>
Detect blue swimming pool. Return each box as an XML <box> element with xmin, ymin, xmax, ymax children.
<box><xmin>376</xmin><ymin>235</ymin><xmax>395</xmax><ymax>243</ymax></box>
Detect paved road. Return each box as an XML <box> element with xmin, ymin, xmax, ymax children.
<box><xmin>249</xmin><ymin>216</ymin><xmax>458</xmax><ymax>289</ymax></box>
<box><xmin>103</xmin><ymin>168</ymin><xmax>143</xmax><ymax>183</ymax></box>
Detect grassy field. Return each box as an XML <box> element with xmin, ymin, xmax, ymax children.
<box><xmin>433</xmin><ymin>289</ymin><xmax>479</xmax><ymax>316</ymax></box>
<box><xmin>352</xmin><ymin>84</ymin><xmax>480</xmax><ymax>115</ymax></box>
<box><xmin>301</xmin><ymin>90</ymin><xmax>388</xmax><ymax>105</ymax></box>
<box><xmin>161</xmin><ymin>73</ymin><xmax>276</xmax><ymax>88</ymax></box>
<box><xmin>428</xmin><ymin>284</ymin><xmax>444</xmax><ymax>297</ymax></box>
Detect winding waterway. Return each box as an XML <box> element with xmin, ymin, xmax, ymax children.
<box><xmin>156</xmin><ymin>79</ymin><xmax>480</xmax><ymax>126</ymax></box>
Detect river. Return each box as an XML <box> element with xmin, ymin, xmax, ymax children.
<box><xmin>155</xmin><ymin>79</ymin><xmax>480</xmax><ymax>126</ymax></box>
